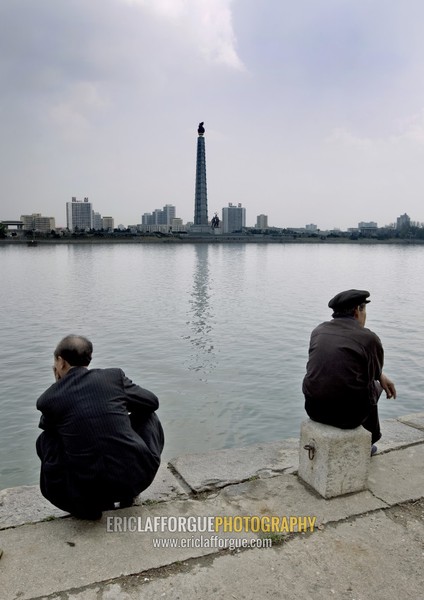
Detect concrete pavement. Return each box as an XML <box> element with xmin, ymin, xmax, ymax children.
<box><xmin>1</xmin><ymin>413</ymin><xmax>424</xmax><ymax>600</ymax></box>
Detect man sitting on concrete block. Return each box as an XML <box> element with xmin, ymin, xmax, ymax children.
<box><xmin>36</xmin><ymin>335</ymin><xmax>164</xmax><ymax>520</ymax></box>
<box><xmin>302</xmin><ymin>289</ymin><xmax>397</xmax><ymax>453</ymax></box>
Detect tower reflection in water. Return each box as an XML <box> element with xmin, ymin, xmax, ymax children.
<box><xmin>183</xmin><ymin>244</ymin><xmax>217</xmax><ymax>379</ymax></box>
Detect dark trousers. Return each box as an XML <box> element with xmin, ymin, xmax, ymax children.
<box><xmin>36</xmin><ymin>413</ymin><xmax>164</xmax><ymax>517</ymax></box>
<box><xmin>361</xmin><ymin>402</ymin><xmax>381</xmax><ymax>444</ymax></box>
<box><xmin>305</xmin><ymin>382</ymin><xmax>383</xmax><ymax>445</ymax></box>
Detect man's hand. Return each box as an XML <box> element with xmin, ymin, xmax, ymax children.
<box><xmin>379</xmin><ymin>373</ymin><xmax>397</xmax><ymax>399</ymax></box>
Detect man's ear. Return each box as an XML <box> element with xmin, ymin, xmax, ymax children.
<box><xmin>57</xmin><ymin>356</ymin><xmax>71</xmax><ymax>373</ymax></box>
<box><xmin>352</xmin><ymin>306</ymin><xmax>360</xmax><ymax>320</ymax></box>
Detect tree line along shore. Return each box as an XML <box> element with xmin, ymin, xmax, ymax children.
<box><xmin>2</xmin><ymin>221</ymin><xmax>424</xmax><ymax>244</ymax></box>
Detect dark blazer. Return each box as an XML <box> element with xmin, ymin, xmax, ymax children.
<box><xmin>303</xmin><ymin>317</ymin><xmax>384</xmax><ymax>429</ymax></box>
<box><xmin>36</xmin><ymin>367</ymin><xmax>164</xmax><ymax>513</ymax></box>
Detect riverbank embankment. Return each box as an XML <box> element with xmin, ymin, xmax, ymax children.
<box><xmin>1</xmin><ymin>236</ymin><xmax>424</xmax><ymax>246</ymax></box>
<box><xmin>1</xmin><ymin>413</ymin><xmax>424</xmax><ymax>599</ymax></box>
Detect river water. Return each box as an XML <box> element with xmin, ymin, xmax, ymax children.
<box><xmin>1</xmin><ymin>241</ymin><xmax>423</xmax><ymax>489</ymax></box>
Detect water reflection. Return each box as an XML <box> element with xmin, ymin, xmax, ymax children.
<box><xmin>183</xmin><ymin>245</ymin><xmax>217</xmax><ymax>377</ymax></box>
<box><xmin>2</xmin><ymin>243</ymin><xmax>424</xmax><ymax>489</ymax></box>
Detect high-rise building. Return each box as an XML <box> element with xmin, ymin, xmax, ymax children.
<box><xmin>171</xmin><ymin>217</ymin><xmax>183</xmax><ymax>229</ymax></box>
<box><xmin>141</xmin><ymin>212</ymin><xmax>153</xmax><ymax>226</ymax></box>
<box><xmin>192</xmin><ymin>122</ymin><xmax>210</xmax><ymax>233</ymax></box>
<box><xmin>102</xmin><ymin>216</ymin><xmax>114</xmax><ymax>231</ymax></box>
<box><xmin>20</xmin><ymin>213</ymin><xmax>56</xmax><ymax>232</ymax></box>
<box><xmin>256</xmin><ymin>214</ymin><xmax>268</xmax><ymax>229</ymax></box>
<box><xmin>66</xmin><ymin>197</ymin><xmax>93</xmax><ymax>231</ymax></box>
<box><xmin>222</xmin><ymin>203</ymin><xmax>246</xmax><ymax>233</ymax></box>
<box><xmin>163</xmin><ymin>204</ymin><xmax>176</xmax><ymax>225</ymax></box>
<box><xmin>141</xmin><ymin>204</ymin><xmax>176</xmax><ymax>227</ymax></box>
<box><xmin>152</xmin><ymin>209</ymin><xmax>163</xmax><ymax>224</ymax></box>
<box><xmin>20</xmin><ymin>215</ymin><xmax>34</xmax><ymax>230</ymax></box>
<box><xmin>396</xmin><ymin>213</ymin><xmax>410</xmax><ymax>230</ymax></box>
<box><xmin>92</xmin><ymin>212</ymin><xmax>102</xmax><ymax>230</ymax></box>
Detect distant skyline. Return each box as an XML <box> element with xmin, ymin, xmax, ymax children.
<box><xmin>9</xmin><ymin>203</ymin><xmax>414</xmax><ymax>233</ymax></box>
<box><xmin>2</xmin><ymin>1</ymin><xmax>424</xmax><ymax>230</ymax></box>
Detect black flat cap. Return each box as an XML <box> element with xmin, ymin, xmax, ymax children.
<box><xmin>328</xmin><ymin>289</ymin><xmax>370</xmax><ymax>310</ymax></box>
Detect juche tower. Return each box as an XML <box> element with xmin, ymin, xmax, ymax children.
<box><xmin>192</xmin><ymin>122</ymin><xmax>210</xmax><ymax>232</ymax></box>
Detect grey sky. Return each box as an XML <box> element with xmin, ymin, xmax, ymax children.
<box><xmin>1</xmin><ymin>0</ymin><xmax>424</xmax><ymax>229</ymax></box>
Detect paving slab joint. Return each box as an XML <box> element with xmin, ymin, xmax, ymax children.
<box><xmin>319</xmin><ymin>497</ymin><xmax>419</xmax><ymax>532</ymax></box>
<box><xmin>395</xmin><ymin>416</ymin><xmax>424</xmax><ymax>432</ymax></box>
<box><xmin>376</xmin><ymin>439</ymin><xmax>424</xmax><ymax>455</ymax></box>
<box><xmin>166</xmin><ymin>461</ymin><xmax>197</xmax><ymax>495</ymax></box>
<box><xmin>397</xmin><ymin>424</ymin><xmax>423</xmax><ymax>433</ymax></box>
<box><xmin>256</xmin><ymin>466</ymin><xmax>294</xmax><ymax>476</ymax></box>
<box><xmin>367</xmin><ymin>489</ymin><xmax>392</xmax><ymax>506</ymax></box>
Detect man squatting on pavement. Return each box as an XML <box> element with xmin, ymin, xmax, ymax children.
<box><xmin>302</xmin><ymin>289</ymin><xmax>397</xmax><ymax>452</ymax></box>
<box><xmin>36</xmin><ymin>335</ymin><xmax>164</xmax><ymax>520</ymax></box>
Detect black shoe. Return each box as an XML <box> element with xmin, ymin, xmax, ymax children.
<box><xmin>118</xmin><ymin>497</ymin><xmax>135</xmax><ymax>509</ymax></box>
<box><xmin>72</xmin><ymin>509</ymin><xmax>103</xmax><ymax>520</ymax></box>
<box><xmin>371</xmin><ymin>444</ymin><xmax>378</xmax><ymax>456</ymax></box>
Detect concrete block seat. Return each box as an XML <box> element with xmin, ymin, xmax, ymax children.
<box><xmin>298</xmin><ymin>419</ymin><xmax>372</xmax><ymax>499</ymax></box>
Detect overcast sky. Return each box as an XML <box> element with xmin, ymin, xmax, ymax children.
<box><xmin>2</xmin><ymin>0</ymin><xmax>424</xmax><ymax>230</ymax></box>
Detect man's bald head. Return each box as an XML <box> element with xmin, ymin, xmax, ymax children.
<box><xmin>54</xmin><ymin>335</ymin><xmax>93</xmax><ymax>367</ymax></box>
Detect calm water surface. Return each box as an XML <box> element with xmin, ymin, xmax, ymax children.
<box><xmin>1</xmin><ymin>242</ymin><xmax>423</xmax><ymax>489</ymax></box>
